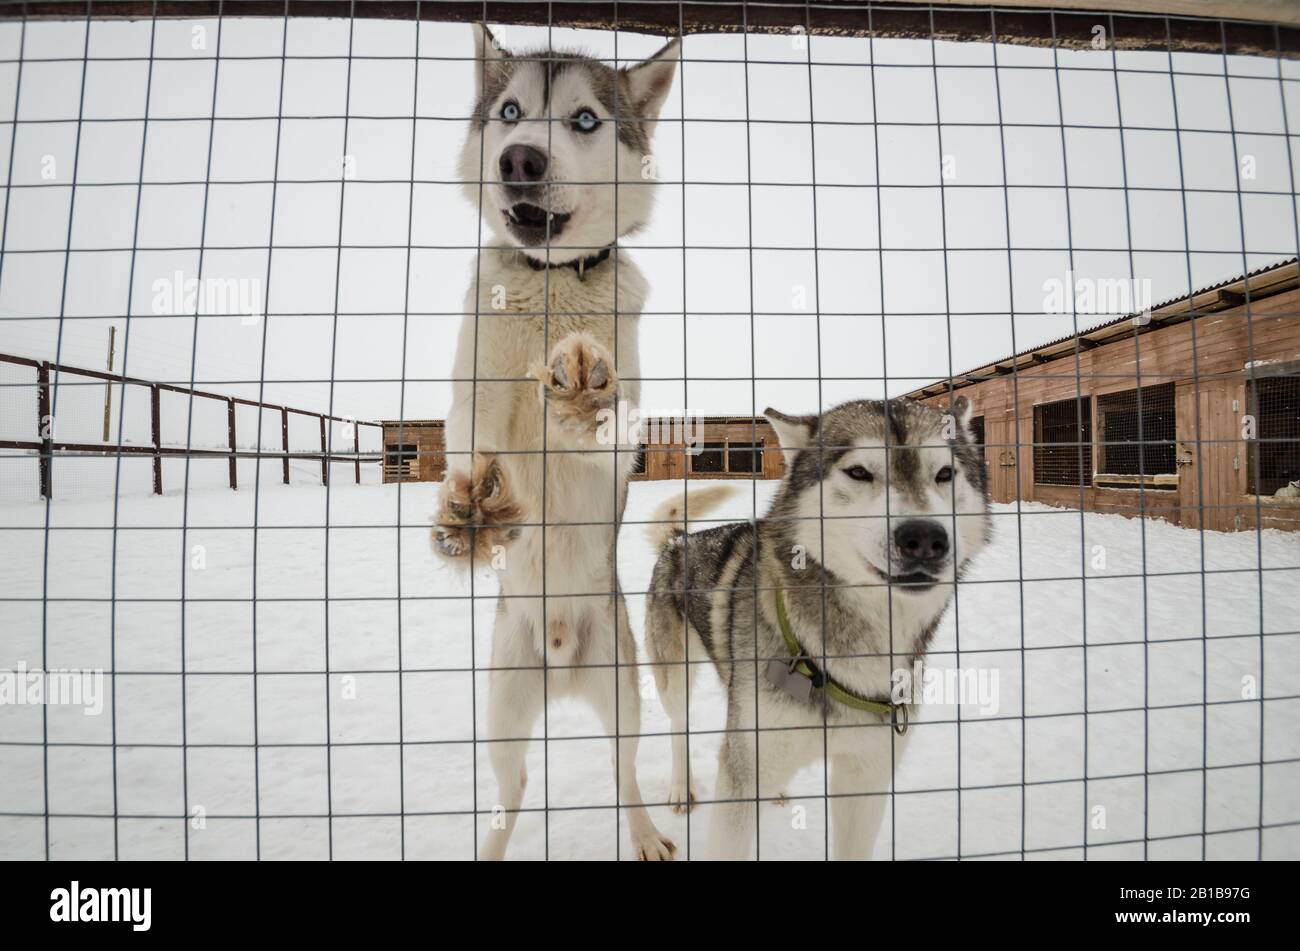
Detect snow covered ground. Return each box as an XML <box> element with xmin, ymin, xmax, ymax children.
<box><xmin>0</xmin><ymin>478</ymin><xmax>1297</xmax><ymax>860</ymax></box>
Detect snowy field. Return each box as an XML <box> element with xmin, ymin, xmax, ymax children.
<box><xmin>1</xmin><ymin>478</ymin><xmax>1298</xmax><ymax>860</ymax></box>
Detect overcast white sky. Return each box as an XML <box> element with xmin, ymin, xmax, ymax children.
<box><xmin>1</xmin><ymin>16</ymin><xmax>1298</xmax><ymax>449</ymax></box>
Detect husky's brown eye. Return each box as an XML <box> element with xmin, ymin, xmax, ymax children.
<box><xmin>936</xmin><ymin>466</ymin><xmax>954</xmax><ymax>484</ymax></box>
<box><xmin>844</xmin><ymin>465</ymin><xmax>874</xmax><ymax>482</ymax></box>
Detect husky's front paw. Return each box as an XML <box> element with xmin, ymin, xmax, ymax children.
<box><xmin>432</xmin><ymin>456</ymin><xmax>523</xmax><ymax>561</ymax></box>
<box><xmin>668</xmin><ymin>779</ymin><xmax>696</xmax><ymax>815</ymax></box>
<box><xmin>533</xmin><ymin>333</ymin><xmax>618</xmax><ymax>437</ymax></box>
<box><xmin>631</xmin><ymin>827</ymin><xmax>677</xmax><ymax>862</ymax></box>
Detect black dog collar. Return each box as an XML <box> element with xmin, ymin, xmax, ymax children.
<box><xmin>523</xmin><ymin>246</ymin><xmax>613</xmax><ymax>279</ymax></box>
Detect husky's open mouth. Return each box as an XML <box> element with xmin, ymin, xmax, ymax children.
<box><xmin>504</xmin><ymin>202</ymin><xmax>572</xmax><ymax>243</ymax></box>
<box><xmin>870</xmin><ymin>564</ymin><xmax>939</xmax><ymax>591</ymax></box>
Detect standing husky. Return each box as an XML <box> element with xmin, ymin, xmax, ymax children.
<box><xmin>433</xmin><ymin>25</ymin><xmax>680</xmax><ymax>860</ymax></box>
<box><xmin>644</xmin><ymin>398</ymin><xmax>991</xmax><ymax>859</ymax></box>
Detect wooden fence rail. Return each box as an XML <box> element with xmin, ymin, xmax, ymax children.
<box><xmin>0</xmin><ymin>351</ymin><xmax>381</xmax><ymax>499</ymax></box>
<box><xmin>0</xmin><ymin>0</ymin><xmax>1295</xmax><ymax>56</ymax></box>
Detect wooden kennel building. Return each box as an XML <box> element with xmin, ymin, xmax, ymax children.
<box><xmin>634</xmin><ymin>416</ymin><xmax>785</xmax><ymax>482</ymax></box>
<box><xmin>906</xmin><ymin>259</ymin><xmax>1300</xmax><ymax>533</ymax></box>
<box><xmin>380</xmin><ymin>420</ymin><xmax>445</xmax><ymax>483</ymax></box>
<box><xmin>380</xmin><ymin>416</ymin><xmax>785</xmax><ymax>484</ymax></box>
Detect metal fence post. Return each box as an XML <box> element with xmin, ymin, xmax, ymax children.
<box><xmin>281</xmin><ymin>407</ymin><xmax>290</xmax><ymax>485</ymax></box>
<box><xmin>354</xmin><ymin>424</ymin><xmax>360</xmax><ymax>484</ymax></box>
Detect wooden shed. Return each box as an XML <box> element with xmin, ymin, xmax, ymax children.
<box><xmin>380</xmin><ymin>420</ymin><xmax>445</xmax><ymax>483</ymax></box>
<box><xmin>905</xmin><ymin>259</ymin><xmax>1300</xmax><ymax>533</ymax></box>
<box><xmin>635</xmin><ymin>416</ymin><xmax>785</xmax><ymax>482</ymax></box>
<box><xmin>377</xmin><ymin>416</ymin><xmax>787</xmax><ymax>485</ymax></box>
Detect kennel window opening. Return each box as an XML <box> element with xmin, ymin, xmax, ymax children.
<box><xmin>1248</xmin><ymin>375</ymin><xmax>1300</xmax><ymax>497</ymax></box>
<box><xmin>688</xmin><ymin>439</ymin><xmax>766</xmax><ymax>476</ymax></box>
<box><xmin>1033</xmin><ymin>397</ymin><xmax>1093</xmax><ymax>487</ymax></box>
<box><xmin>384</xmin><ymin>442</ymin><xmax>418</xmax><ymax>481</ymax></box>
<box><xmin>1094</xmin><ymin>383</ymin><xmax>1177</xmax><ymax>490</ymax></box>
<box><xmin>690</xmin><ymin>441</ymin><xmax>725</xmax><ymax>474</ymax></box>
<box><xmin>726</xmin><ymin>440</ymin><xmax>763</xmax><ymax>473</ymax></box>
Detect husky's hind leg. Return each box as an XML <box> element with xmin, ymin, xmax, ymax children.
<box><xmin>479</xmin><ymin>606</ymin><xmax>544</xmax><ymax>861</ymax></box>
<box><xmin>585</xmin><ymin>594</ymin><xmax>676</xmax><ymax>861</ymax></box>
<box><xmin>646</xmin><ymin>594</ymin><xmax>699</xmax><ymax>815</ymax></box>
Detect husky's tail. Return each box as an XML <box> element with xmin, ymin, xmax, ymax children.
<box><xmin>645</xmin><ymin>484</ymin><xmax>737</xmax><ymax>553</ymax></box>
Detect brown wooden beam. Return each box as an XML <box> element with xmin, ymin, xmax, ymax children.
<box><xmin>34</xmin><ymin>441</ymin><xmax>376</xmax><ymax>461</ymax></box>
<box><xmin>0</xmin><ymin>352</ymin><xmax>380</xmax><ymax>429</ymax></box>
<box><xmin>3</xmin><ymin>1</ymin><xmax>1296</xmax><ymax>57</ymax></box>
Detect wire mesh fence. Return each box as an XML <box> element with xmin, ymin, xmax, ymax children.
<box><xmin>0</xmin><ymin>1</ymin><xmax>1298</xmax><ymax>861</ymax></box>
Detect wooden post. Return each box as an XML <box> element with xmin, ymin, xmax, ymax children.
<box><xmin>37</xmin><ymin>361</ymin><xmax>51</xmax><ymax>499</ymax></box>
<box><xmin>151</xmin><ymin>384</ymin><xmax>162</xmax><ymax>495</ymax></box>
<box><xmin>101</xmin><ymin>325</ymin><xmax>115</xmax><ymax>442</ymax></box>
<box><xmin>281</xmin><ymin>407</ymin><xmax>289</xmax><ymax>485</ymax></box>
<box><xmin>319</xmin><ymin>415</ymin><xmax>328</xmax><ymax>486</ymax></box>
<box><xmin>354</xmin><ymin>424</ymin><xmax>360</xmax><ymax>484</ymax></box>
<box><xmin>227</xmin><ymin>397</ymin><xmax>237</xmax><ymax>490</ymax></box>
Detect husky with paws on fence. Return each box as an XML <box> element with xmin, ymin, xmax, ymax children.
<box><xmin>433</xmin><ymin>24</ymin><xmax>679</xmax><ymax>861</ymax></box>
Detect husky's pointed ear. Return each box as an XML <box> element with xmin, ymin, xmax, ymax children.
<box><xmin>472</xmin><ymin>23</ymin><xmax>509</xmax><ymax>92</ymax></box>
<box><xmin>623</xmin><ymin>36</ymin><xmax>680</xmax><ymax>127</ymax></box>
<box><xmin>764</xmin><ymin>407</ymin><xmax>818</xmax><ymax>451</ymax></box>
<box><xmin>947</xmin><ymin>395</ymin><xmax>973</xmax><ymax>430</ymax></box>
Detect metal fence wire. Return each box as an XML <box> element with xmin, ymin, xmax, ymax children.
<box><xmin>0</xmin><ymin>0</ymin><xmax>1298</xmax><ymax>862</ymax></box>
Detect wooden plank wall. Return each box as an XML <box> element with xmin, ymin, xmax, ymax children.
<box><xmin>642</xmin><ymin>418</ymin><xmax>785</xmax><ymax>481</ymax></box>
<box><xmin>381</xmin><ymin>422</ymin><xmax>445</xmax><ymax>483</ymax></box>
<box><xmin>380</xmin><ymin>418</ymin><xmax>785</xmax><ymax>484</ymax></box>
<box><xmin>917</xmin><ymin>287</ymin><xmax>1300</xmax><ymax>532</ymax></box>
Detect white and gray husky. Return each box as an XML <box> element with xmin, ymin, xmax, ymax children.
<box><xmin>644</xmin><ymin>397</ymin><xmax>991</xmax><ymax>859</ymax></box>
<box><xmin>432</xmin><ymin>25</ymin><xmax>680</xmax><ymax>860</ymax></box>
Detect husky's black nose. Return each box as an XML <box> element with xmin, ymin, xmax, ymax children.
<box><xmin>894</xmin><ymin>520</ymin><xmax>949</xmax><ymax>563</ymax></box>
<box><xmin>499</xmin><ymin>144</ymin><xmax>548</xmax><ymax>183</ymax></box>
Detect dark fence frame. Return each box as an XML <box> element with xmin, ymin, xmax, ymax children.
<box><xmin>0</xmin><ymin>351</ymin><xmax>382</xmax><ymax>498</ymax></box>
<box><xmin>0</xmin><ymin>0</ymin><xmax>1297</xmax><ymax>57</ymax></box>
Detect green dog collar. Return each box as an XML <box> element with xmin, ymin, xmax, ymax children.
<box><xmin>768</xmin><ymin>588</ymin><xmax>909</xmax><ymax>735</ymax></box>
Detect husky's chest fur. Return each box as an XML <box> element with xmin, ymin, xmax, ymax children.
<box><xmin>448</xmin><ymin>247</ymin><xmax>645</xmax><ymax>597</ymax></box>
<box><xmin>466</xmin><ymin>246</ymin><xmax>645</xmax><ymax>387</ymax></box>
<box><xmin>458</xmin><ymin>246</ymin><xmax>643</xmax><ymax>455</ymax></box>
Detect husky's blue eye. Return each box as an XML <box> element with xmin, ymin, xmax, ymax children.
<box><xmin>844</xmin><ymin>465</ymin><xmax>874</xmax><ymax>483</ymax></box>
<box><xmin>573</xmin><ymin>109</ymin><xmax>600</xmax><ymax>133</ymax></box>
<box><xmin>501</xmin><ymin>101</ymin><xmax>521</xmax><ymax>122</ymax></box>
<box><xmin>936</xmin><ymin>466</ymin><xmax>954</xmax><ymax>484</ymax></box>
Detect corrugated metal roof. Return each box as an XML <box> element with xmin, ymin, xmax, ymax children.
<box><xmin>1023</xmin><ymin>256</ymin><xmax>1296</xmax><ymax>355</ymax></box>
<box><xmin>906</xmin><ymin>256</ymin><xmax>1299</xmax><ymax>398</ymax></box>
